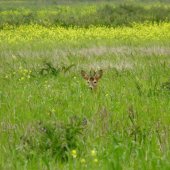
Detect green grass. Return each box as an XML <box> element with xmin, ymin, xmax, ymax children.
<box><xmin>1</xmin><ymin>44</ymin><xmax>170</xmax><ymax>169</ymax></box>
<box><xmin>1</xmin><ymin>0</ymin><xmax>170</xmax><ymax>169</ymax></box>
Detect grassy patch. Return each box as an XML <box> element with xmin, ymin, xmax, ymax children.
<box><xmin>1</xmin><ymin>45</ymin><xmax>170</xmax><ymax>169</ymax></box>
<box><xmin>1</xmin><ymin>1</ymin><xmax>170</xmax><ymax>169</ymax></box>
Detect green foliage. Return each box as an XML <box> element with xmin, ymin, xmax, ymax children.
<box><xmin>39</xmin><ymin>62</ymin><xmax>75</xmax><ymax>76</ymax></box>
<box><xmin>21</xmin><ymin>116</ymin><xmax>86</xmax><ymax>162</ymax></box>
<box><xmin>94</xmin><ymin>4</ymin><xmax>170</xmax><ymax>27</ymax></box>
<box><xmin>161</xmin><ymin>78</ymin><xmax>170</xmax><ymax>91</ymax></box>
<box><xmin>1</xmin><ymin>4</ymin><xmax>170</xmax><ymax>29</ymax></box>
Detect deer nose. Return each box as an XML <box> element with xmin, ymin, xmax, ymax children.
<box><xmin>89</xmin><ymin>84</ymin><xmax>93</xmax><ymax>88</ymax></box>
<box><xmin>89</xmin><ymin>82</ymin><xmax>94</xmax><ymax>88</ymax></box>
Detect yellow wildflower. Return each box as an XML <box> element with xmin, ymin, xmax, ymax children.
<box><xmin>71</xmin><ymin>150</ymin><xmax>77</xmax><ymax>158</ymax></box>
<box><xmin>24</xmin><ymin>69</ymin><xmax>28</xmax><ymax>73</ymax></box>
<box><xmin>91</xmin><ymin>150</ymin><xmax>97</xmax><ymax>156</ymax></box>
<box><xmin>12</xmin><ymin>55</ymin><xmax>16</xmax><ymax>59</ymax></box>
<box><xmin>93</xmin><ymin>158</ymin><xmax>98</xmax><ymax>162</ymax></box>
<box><xmin>80</xmin><ymin>158</ymin><xmax>86</xmax><ymax>163</ymax></box>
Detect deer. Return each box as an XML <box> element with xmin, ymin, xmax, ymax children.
<box><xmin>81</xmin><ymin>70</ymin><xmax>103</xmax><ymax>92</ymax></box>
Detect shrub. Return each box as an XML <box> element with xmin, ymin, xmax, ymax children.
<box><xmin>21</xmin><ymin>116</ymin><xmax>87</xmax><ymax>162</ymax></box>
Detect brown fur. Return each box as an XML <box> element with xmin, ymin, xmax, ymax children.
<box><xmin>81</xmin><ymin>70</ymin><xmax>103</xmax><ymax>92</ymax></box>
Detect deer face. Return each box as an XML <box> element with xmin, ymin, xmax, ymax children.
<box><xmin>81</xmin><ymin>70</ymin><xmax>103</xmax><ymax>91</ymax></box>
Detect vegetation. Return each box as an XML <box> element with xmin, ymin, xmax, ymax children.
<box><xmin>1</xmin><ymin>0</ymin><xmax>170</xmax><ymax>169</ymax></box>
<box><xmin>1</xmin><ymin>22</ymin><xmax>170</xmax><ymax>50</ymax></box>
<box><xmin>0</xmin><ymin>3</ymin><xmax>170</xmax><ymax>29</ymax></box>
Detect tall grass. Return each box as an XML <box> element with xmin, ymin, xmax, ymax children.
<box><xmin>1</xmin><ymin>1</ymin><xmax>170</xmax><ymax>169</ymax></box>
<box><xmin>1</xmin><ymin>45</ymin><xmax>170</xmax><ymax>169</ymax></box>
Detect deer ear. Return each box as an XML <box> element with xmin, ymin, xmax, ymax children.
<box><xmin>81</xmin><ymin>70</ymin><xmax>89</xmax><ymax>80</ymax></box>
<box><xmin>96</xmin><ymin>70</ymin><xmax>103</xmax><ymax>80</ymax></box>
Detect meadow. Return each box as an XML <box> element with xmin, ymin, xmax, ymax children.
<box><xmin>1</xmin><ymin>0</ymin><xmax>170</xmax><ymax>169</ymax></box>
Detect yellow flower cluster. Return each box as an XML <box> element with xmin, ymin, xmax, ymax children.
<box><xmin>71</xmin><ymin>149</ymin><xmax>98</xmax><ymax>164</ymax></box>
<box><xmin>0</xmin><ymin>22</ymin><xmax>170</xmax><ymax>45</ymax></box>
<box><xmin>4</xmin><ymin>65</ymin><xmax>32</xmax><ymax>81</ymax></box>
<box><xmin>18</xmin><ymin>67</ymin><xmax>31</xmax><ymax>81</ymax></box>
<box><xmin>44</xmin><ymin>81</ymin><xmax>50</xmax><ymax>89</ymax></box>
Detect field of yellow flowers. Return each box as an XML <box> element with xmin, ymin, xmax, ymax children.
<box><xmin>1</xmin><ymin>21</ymin><xmax>170</xmax><ymax>48</ymax></box>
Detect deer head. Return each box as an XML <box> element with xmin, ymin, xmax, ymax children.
<box><xmin>81</xmin><ymin>70</ymin><xmax>103</xmax><ymax>91</ymax></box>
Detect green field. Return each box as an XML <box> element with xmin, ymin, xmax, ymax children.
<box><xmin>1</xmin><ymin>0</ymin><xmax>170</xmax><ymax>169</ymax></box>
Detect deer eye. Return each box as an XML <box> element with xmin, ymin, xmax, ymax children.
<box><xmin>94</xmin><ymin>81</ymin><xmax>97</xmax><ymax>84</ymax></box>
<box><xmin>87</xmin><ymin>81</ymin><xmax>89</xmax><ymax>84</ymax></box>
